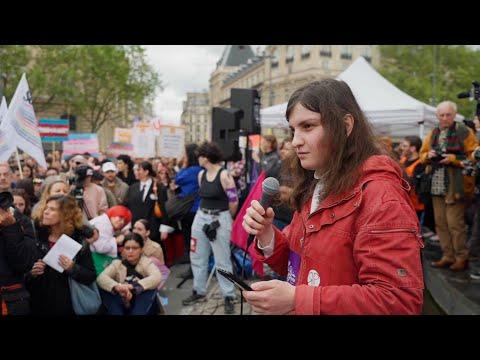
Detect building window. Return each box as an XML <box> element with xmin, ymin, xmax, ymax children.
<box><xmin>320</xmin><ymin>45</ymin><xmax>332</xmax><ymax>57</ymax></box>
<box><xmin>301</xmin><ymin>45</ymin><xmax>311</xmax><ymax>59</ymax></box>
<box><xmin>363</xmin><ymin>46</ymin><xmax>372</xmax><ymax>62</ymax></box>
<box><xmin>341</xmin><ymin>45</ymin><xmax>352</xmax><ymax>60</ymax></box>
<box><xmin>286</xmin><ymin>46</ymin><xmax>294</xmax><ymax>63</ymax></box>
<box><xmin>271</xmin><ymin>48</ymin><xmax>279</xmax><ymax>68</ymax></box>
<box><xmin>322</xmin><ymin>60</ymin><xmax>329</xmax><ymax>70</ymax></box>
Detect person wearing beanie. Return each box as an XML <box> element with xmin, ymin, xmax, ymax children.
<box><xmin>89</xmin><ymin>205</ymin><xmax>132</xmax><ymax>258</ymax></box>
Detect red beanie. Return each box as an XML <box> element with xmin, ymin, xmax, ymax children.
<box><xmin>106</xmin><ymin>205</ymin><xmax>132</xmax><ymax>225</ymax></box>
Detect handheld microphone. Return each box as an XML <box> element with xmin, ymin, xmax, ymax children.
<box><xmin>246</xmin><ymin>177</ymin><xmax>280</xmax><ymax>249</ymax></box>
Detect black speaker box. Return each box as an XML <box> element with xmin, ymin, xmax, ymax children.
<box><xmin>230</xmin><ymin>88</ymin><xmax>261</xmax><ymax>134</ymax></box>
<box><xmin>211</xmin><ymin>107</ymin><xmax>242</xmax><ymax>161</ymax></box>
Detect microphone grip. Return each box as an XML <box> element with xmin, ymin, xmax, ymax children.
<box><xmin>246</xmin><ymin>193</ymin><xmax>275</xmax><ymax>250</ymax></box>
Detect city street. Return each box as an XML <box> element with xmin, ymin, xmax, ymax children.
<box><xmin>159</xmin><ymin>263</ymin><xmax>256</xmax><ymax>315</ymax></box>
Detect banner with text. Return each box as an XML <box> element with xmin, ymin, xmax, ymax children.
<box><xmin>106</xmin><ymin>142</ymin><xmax>134</xmax><ymax>158</ymax></box>
<box><xmin>113</xmin><ymin>127</ymin><xmax>133</xmax><ymax>144</ymax></box>
<box><xmin>157</xmin><ymin>125</ymin><xmax>185</xmax><ymax>159</ymax></box>
<box><xmin>63</xmin><ymin>133</ymin><xmax>100</xmax><ymax>158</ymax></box>
<box><xmin>132</xmin><ymin>121</ymin><xmax>156</xmax><ymax>158</ymax></box>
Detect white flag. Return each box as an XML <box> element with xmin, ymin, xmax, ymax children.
<box><xmin>0</xmin><ymin>96</ymin><xmax>16</xmax><ymax>162</ymax></box>
<box><xmin>3</xmin><ymin>74</ymin><xmax>47</xmax><ymax>167</ymax></box>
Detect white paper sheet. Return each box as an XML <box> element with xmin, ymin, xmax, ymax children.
<box><xmin>42</xmin><ymin>234</ymin><xmax>82</xmax><ymax>273</ymax></box>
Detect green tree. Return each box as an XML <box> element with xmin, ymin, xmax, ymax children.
<box><xmin>379</xmin><ymin>45</ymin><xmax>480</xmax><ymax>118</ymax></box>
<box><xmin>0</xmin><ymin>45</ymin><xmax>30</xmax><ymax>99</ymax></box>
<box><xmin>1</xmin><ymin>45</ymin><xmax>162</xmax><ymax>132</ymax></box>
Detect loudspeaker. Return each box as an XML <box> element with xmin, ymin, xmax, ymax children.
<box><xmin>230</xmin><ymin>88</ymin><xmax>261</xmax><ymax>134</ymax></box>
<box><xmin>211</xmin><ymin>107</ymin><xmax>243</xmax><ymax>161</ymax></box>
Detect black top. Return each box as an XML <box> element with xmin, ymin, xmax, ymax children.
<box><xmin>198</xmin><ymin>169</ymin><xmax>229</xmax><ymax>211</ymax></box>
<box><xmin>118</xmin><ymin>171</ymin><xmax>137</xmax><ymax>186</ymax></box>
<box><xmin>25</xmin><ymin>224</ymin><xmax>97</xmax><ymax>316</ymax></box>
<box><xmin>123</xmin><ymin>181</ymin><xmax>170</xmax><ymax>241</ymax></box>
<box><xmin>0</xmin><ymin>218</ymin><xmax>38</xmax><ymax>287</ymax></box>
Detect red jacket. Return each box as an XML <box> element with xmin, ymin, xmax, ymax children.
<box><xmin>253</xmin><ymin>155</ymin><xmax>424</xmax><ymax>315</ymax></box>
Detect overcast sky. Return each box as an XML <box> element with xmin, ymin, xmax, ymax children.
<box><xmin>144</xmin><ymin>45</ymin><xmax>264</xmax><ymax>126</ymax></box>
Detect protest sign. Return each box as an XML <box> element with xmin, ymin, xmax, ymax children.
<box><xmin>157</xmin><ymin>125</ymin><xmax>185</xmax><ymax>159</ymax></box>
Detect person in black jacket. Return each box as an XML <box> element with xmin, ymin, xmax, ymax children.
<box><xmin>117</xmin><ymin>155</ymin><xmax>137</xmax><ymax>186</ymax></box>
<box><xmin>0</xmin><ymin>192</ymin><xmax>38</xmax><ymax>315</ymax></box>
<box><xmin>26</xmin><ymin>194</ymin><xmax>97</xmax><ymax>316</ymax></box>
<box><xmin>123</xmin><ymin>162</ymin><xmax>172</xmax><ymax>244</ymax></box>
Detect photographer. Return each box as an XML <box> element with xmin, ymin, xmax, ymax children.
<box><xmin>419</xmin><ymin>101</ymin><xmax>478</xmax><ymax>271</ymax></box>
<box><xmin>71</xmin><ymin>165</ymin><xmax>108</xmax><ymax>220</ymax></box>
<box><xmin>181</xmin><ymin>142</ymin><xmax>238</xmax><ymax>314</ymax></box>
<box><xmin>0</xmin><ymin>192</ymin><xmax>38</xmax><ymax>315</ymax></box>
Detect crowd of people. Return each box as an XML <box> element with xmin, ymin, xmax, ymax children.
<box><xmin>1</xmin><ymin>79</ymin><xmax>480</xmax><ymax>316</ymax></box>
<box><xmin>0</xmin><ymin>129</ymin><xmax>297</xmax><ymax>315</ymax></box>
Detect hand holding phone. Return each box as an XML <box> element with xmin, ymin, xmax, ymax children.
<box><xmin>216</xmin><ymin>268</ymin><xmax>253</xmax><ymax>291</ymax></box>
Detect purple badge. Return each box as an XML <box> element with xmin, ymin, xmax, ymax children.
<box><xmin>286</xmin><ymin>250</ymin><xmax>301</xmax><ymax>285</ymax></box>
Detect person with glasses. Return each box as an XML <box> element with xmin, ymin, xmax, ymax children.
<box><xmin>97</xmin><ymin>233</ymin><xmax>162</xmax><ymax>315</ymax></box>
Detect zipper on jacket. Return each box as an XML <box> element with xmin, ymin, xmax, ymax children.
<box><xmin>368</xmin><ymin>228</ymin><xmax>424</xmax><ymax>248</ymax></box>
<box><xmin>368</xmin><ymin>228</ymin><xmax>417</xmax><ymax>234</ymax></box>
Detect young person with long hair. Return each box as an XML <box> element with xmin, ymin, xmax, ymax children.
<box><xmin>242</xmin><ymin>79</ymin><xmax>424</xmax><ymax>315</ymax></box>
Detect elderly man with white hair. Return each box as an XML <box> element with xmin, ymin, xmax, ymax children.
<box><xmin>420</xmin><ymin>101</ymin><xmax>478</xmax><ymax>271</ymax></box>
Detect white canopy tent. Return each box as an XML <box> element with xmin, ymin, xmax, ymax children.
<box><xmin>260</xmin><ymin>56</ymin><xmax>464</xmax><ymax>138</ymax></box>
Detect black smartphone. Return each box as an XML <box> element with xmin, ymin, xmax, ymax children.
<box><xmin>216</xmin><ymin>268</ymin><xmax>253</xmax><ymax>291</ymax></box>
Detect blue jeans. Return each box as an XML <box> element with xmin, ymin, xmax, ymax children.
<box><xmin>101</xmin><ymin>289</ymin><xmax>157</xmax><ymax>315</ymax></box>
<box><xmin>190</xmin><ymin>209</ymin><xmax>235</xmax><ymax>298</ymax></box>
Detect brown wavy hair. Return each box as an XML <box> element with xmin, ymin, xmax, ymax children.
<box><xmin>284</xmin><ymin>79</ymin><xmax>384</xmax><ymax>211</ymax></box>
<box><xmin>36</xmin><ymin>195</ymin><xmax>84</xmax><ymax>236</ymax></box>
<box><xmin>32</xmin><ymin>178</ymin><xmax>69</xmax><ymax>220</ymax></box>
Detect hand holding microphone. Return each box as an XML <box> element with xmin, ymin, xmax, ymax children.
<box><xmin>242</xmin><ymin>177</ymin><xmax>279</xmax><ymax>249</ymax></box>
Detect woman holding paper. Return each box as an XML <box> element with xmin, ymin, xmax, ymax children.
<box><xmin>27</xmin><ymin>194</ymin><xmax>97</xmax><ymax>316</ymax></box>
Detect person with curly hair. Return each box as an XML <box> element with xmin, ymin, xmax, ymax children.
<box><xmin>26</xmin><ymin>195</ymin><xmax>97</xmax><ymax>315</ymax></box>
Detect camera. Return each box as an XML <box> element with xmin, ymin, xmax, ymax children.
<box><xmin>70</xmin><ymin>165</ymin><xmax>93</xmax><ymax>201</ymax></box>
<box><xmin>203</xmin><ymin>220</ymin><xmax>220</xmax><ymax>241</ymax></box>
<box><xmin>458</xmin><ymin>81</ymin><xmax>480</xmax><ymax>117</ymax></box>
<box><xmin>429</xmin><ymin>149</ymin><xmax>446</xmax><ymax>165</ymax></box>
<box><xmin>461</xmin><ymin>149</ymin><xmax>480</xmax><ymax>177</ymax></box>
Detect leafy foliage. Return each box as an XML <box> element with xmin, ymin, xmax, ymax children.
<box><xmin>378</xmin><ymin>45</ymin><xmax>480</xmax><ymax>118</ymax></box>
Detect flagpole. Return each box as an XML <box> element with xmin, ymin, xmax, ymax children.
<box><xmin>15</xmin><ymin>148</ymin><xmax>24</xmax><ymax>179</ymax></box>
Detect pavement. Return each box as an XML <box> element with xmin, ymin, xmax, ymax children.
<box><xmin>158</xmin><ymin>262</ymin><xmax>257</xmax><ymax>315</ymax></box>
